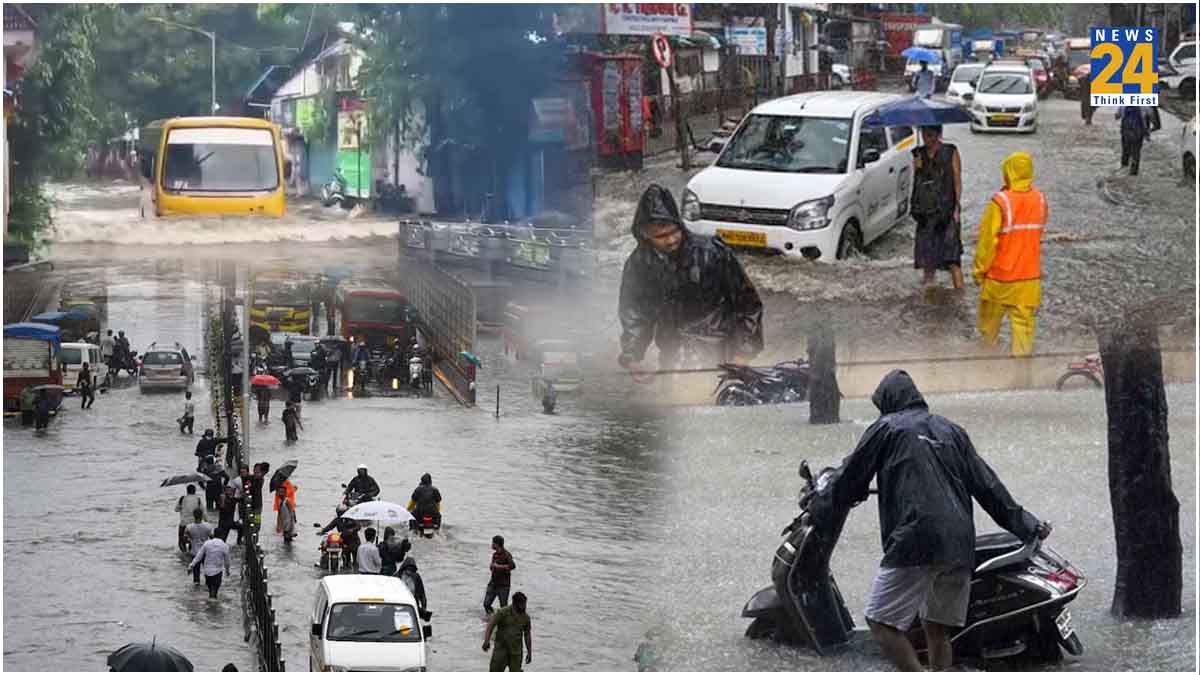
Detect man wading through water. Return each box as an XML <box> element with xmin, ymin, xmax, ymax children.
<box><xmin>910</xmin><ymin>125</ymin><xmax>964</xmax><ymax>297</ymax></box>
<box><xmin>618</xmin><ymin>185</ymin><xmax>763</xmax><ymax>383</ymax></box>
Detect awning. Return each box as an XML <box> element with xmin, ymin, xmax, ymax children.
<box><xmin>4</xmin><ymin>322</ymin><xmax>62</xmax><ymax>347</ymax></box>
<box><xmin>31</xmin><ymin>308</ymin><xmax>92</xmax><ymax>323</ymax></box>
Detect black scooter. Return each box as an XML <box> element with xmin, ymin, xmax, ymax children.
<box><xmin>715</xmin><ymin>359</ymin><xmax>810</xmax><ymax>406</ymax></box>
<box><xmin>743</xmin><ymin>461</ymin><xmax>1085</xmax><ymax>664</ymax></box>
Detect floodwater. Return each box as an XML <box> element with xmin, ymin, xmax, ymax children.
<box><xmin>638</xmin><ymin>384</ymin><xmax>1197</xmax><ymax>671</ymax></box>
<box><xmin>3</xmin><ymin>245</ymin><xmax>666</xmax><ymax>672</ymax></box>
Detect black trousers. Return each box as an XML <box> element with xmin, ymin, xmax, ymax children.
<box><xmin>205</xmin><ymin>572</ymin><xmax>223</xmax><ymax>597</ymax></box>
<box><xmin>180</xmin><ymin>414</ymin><xmax>194</xmax><ymax>434</ymax></box>
<box><xmin>79</xmin><ymin>387</ymin><xmax>94</xmax><ymax>409</ymax></box>
<box><xmin>1121</xmin><ymin>134</ymin><xmax>1144</xmax><ymax>175</ymax></box>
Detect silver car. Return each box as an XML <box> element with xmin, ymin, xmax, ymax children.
<box><xmin>139</xmin><ymin>342</ymin><xmax>195</xmax><ymax>392</ymax></box>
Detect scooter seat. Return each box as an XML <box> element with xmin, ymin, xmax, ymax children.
<box><xmin>974</xmin><ymin>531</ymin><xmax>1025</xmax><ymax>567</ymax></box>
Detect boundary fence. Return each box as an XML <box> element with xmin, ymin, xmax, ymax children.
<box><xmin>208</xmin><ymin>266</ymin><xmax>286</xmax><ymax>671</ymax></box>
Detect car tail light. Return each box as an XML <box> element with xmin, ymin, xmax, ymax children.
<box><xmin>1043</xmin><ymin>568</ymin><xmax>1079</xmax><ymax>591</ymax></box>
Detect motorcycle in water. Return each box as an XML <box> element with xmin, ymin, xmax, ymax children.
<box><xmin>408</xmin><ymin>356</ymin><xmax>424</xmax><ymax>394</ymax></box>
<box><xmin>315</xmin><ymin>529</ymin><xmax>344</xmax><ymax>573</ymax></box>
<box><xmin>715</xmin><ymin>359</ymin><xmax>811</xmax><ymax>406</ymax></box>
<box><xmin>409</xmin><ymin>512</ymin><xmax>441</xmax><ymax>539</ymax></box>
<box><xmin>1056</xmin><ymin>353</ymin><xmax>1103</xmax><ymax>390</ymax></box>
<box><xmin>340</xmin><ymin>485</ymin><xmax>376</xmax><ymax>509</ymax></box>
<box><xmin>742</xmin><ymin>461</ymin><xmax>1086</xmax><ymax>664</ymax></box>
<box><xmin>321</xmin><ymin>168</ymin><xmax>354</xmax><ymax>209</ymax></box>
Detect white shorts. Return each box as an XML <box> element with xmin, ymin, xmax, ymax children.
<box><xmin>863</xmin><ymin>565</ymin><xmax>972</xmax><ymax>631</ymax></box>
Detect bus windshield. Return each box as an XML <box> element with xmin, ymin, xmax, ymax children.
<box><xmin>345</xmin><ymin>296</ymin><xmax>407</xmax><ymax>324</ymax></box>
<box><xmin>255</xmin><ymin>283</ymin><xmax>309</xmax><ymax>306</ymax></box>
<box><xmin>163</xmin><ymin>127</ymin><xmax>279</xmax><ymax>192</ymax></box>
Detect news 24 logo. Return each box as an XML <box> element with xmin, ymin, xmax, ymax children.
<box><xmin>1090</xmin><ymin>27</ymin><xmax>1159</xmax><ymax>107</ymax></box>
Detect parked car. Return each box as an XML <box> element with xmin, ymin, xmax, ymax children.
<box><xmin>946</xmin><ymin>63</ymin><xmax>986</xmax><ymax>105</ymax></box>
<box><xmin>138</xmin><ymin>342</ymin><xmax>194</xmax><ymax>392</ymax></box>
<box><xmin>831</xmin><ymin>63</ymin><xmax>851</xmax><ymax>89</ymax></box>
<box><xmin>682</xmin><ymin>91</ymin><xmax>920</xmax><ymax>262</ymax></box>
<box><xmin>60</xmin><ymin>341</ymin><xmax>108</xmax><ymax>393</ymax></box>
<box><xmin>965</xmin><ymin>64</ymin><xmax>1038</xmax><ymax>134</ymax></box>
<box><xmin>310</xmin><ymin>575</ymin><xmax>431</xmax><ymax>672</ymax></box>
<box><xmin>1182</xmin><ymin>116</ymin><xmax>1197</xmax><ymax>180</ymax></box>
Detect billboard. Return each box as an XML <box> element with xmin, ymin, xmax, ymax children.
<box><xmin>601</xmin><ymin>3</ymin><xmax>693</xmax><ymax>37</ymax></box>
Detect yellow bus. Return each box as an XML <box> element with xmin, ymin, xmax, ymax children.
<box><xmin>137</xmin><ymin>116</ymin><xmax>290</xmax><ymax>217</ymax></box>
<box><xmin>249</xmin><ymin>271</ymin><xmax>313</xmax><ymax>338</ymax></box>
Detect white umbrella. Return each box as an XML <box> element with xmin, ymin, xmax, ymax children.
<box><xmin>342</xmin><ymin>501</ymin><xmax>413</xmax><ymax>523</ymax></box>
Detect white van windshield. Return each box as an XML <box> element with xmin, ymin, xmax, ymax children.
<box><xmin>60</xmin><ymin>348</ymin><xmax>83</xmax><ymax>366</ymax></box>
<box><xmin>326</xmin><ymin>603</ymin><xmax>421</xmax><ymax>643</ymax></box>
<box><xmin>717</xmin><ymin>114</ymin><xmax>851</xmax><ymax>174</ymax></box>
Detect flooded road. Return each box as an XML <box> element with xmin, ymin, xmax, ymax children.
<box><xmin>593</xmin><ymin>91</ymin><xmax>1197</xmax><ymax>362</ymax></box>
<box><xmin>638</xmin><ymin>384</ymin><xmax>1196</xmax><ymax>671</ymax></box>
<box><xmin>4</xmin><ymin>244</ymin><xmax>666</xmax><ymax>671</ymax></box>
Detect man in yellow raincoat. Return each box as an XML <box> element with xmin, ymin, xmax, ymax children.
<box><xmin>973</xmin><ymin>152</ymin><xmax>1046</xmax><ymax>357</ymax></box>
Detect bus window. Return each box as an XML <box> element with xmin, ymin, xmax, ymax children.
<box><xmin>163</xmin><ymin>127</ymin><xmax>279</xmax><ymax>193</ymax></box>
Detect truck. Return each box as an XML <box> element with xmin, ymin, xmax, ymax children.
<box><xmin>249</xmin><ymin>271</ymin><xmax>313</xmax><ymax>340</ymax></box>
<box><xmin>1064</xmin><ymin>37</ymin><xmax>1092</xmax><ymax>99</ymax></box>
<box><xmin>905</xmin><ymin>22</ymin><xmax>964</xmax><ymax>89</ymax></box>
<box><xmin>335</xmin><ymin>280</ymin><xmax>413</xmax><ymax>349</ymax></box>
<box><xmin>4</xmin><ymin>322</ymin><xmax>64</xmax><ymax>413</ymax></box>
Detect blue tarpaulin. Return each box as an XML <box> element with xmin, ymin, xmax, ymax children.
<box><xmin>4</xmin><ymin>322</ymin><xmax>62</xmax><ymax>347</ymax></box>
<box><xmin>31</xmin><ymin>308</ymin><xmax>92</xmax><ymax>323</ymax></box>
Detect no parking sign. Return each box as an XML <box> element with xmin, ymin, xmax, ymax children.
<box><xmin>651</xmin><ymin>33</ymin><xmax>673</xmax><ymax>69</ymax></box>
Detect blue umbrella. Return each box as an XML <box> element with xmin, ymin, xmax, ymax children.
<box><xmin>902</xmin><ymin>46</ymin><xmax>942</xmax><ymax>64</ymax></box>
<box><xmin>864</xmin><ymin>96</ymin><xmax>972</xmax><ymax>128</ymax></box>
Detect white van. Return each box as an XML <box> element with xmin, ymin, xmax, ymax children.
<box><xmin>682</xmin><ymin>91</ymin><xmax>919</xmax><ymax>261</ymax></box>
<box><xmin>60</xmin><ymin>342</ymin><xmax>107</xmax><ymax>393</ymax></box>
<box><xmin>310</xmin><ymin>575</ymin><xmax>431</xmax><ymax>672</ymax></box>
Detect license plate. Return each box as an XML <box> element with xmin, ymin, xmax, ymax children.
<box><xmin>991</xmin><ymin>114</ymin><xmax>1016</xmax><ymax>122</ymax></box>
<box><xmin>717</xmin><ymin>229</ymin><xmax>767</xmax><ymax>248</ymax></box>
<box><xmin>1055</xmin><ymin>608</ymin><xmax>1074</xmax><ymax>639</ymax></box>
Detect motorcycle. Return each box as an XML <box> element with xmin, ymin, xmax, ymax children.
<box><xmin>321</xmin><ymin>168</ymin><xmax>355</xmax><ymax>209</ymax></box>
<box><xmin>742</xmin><ymin>460</ymin><xmax>1086</xmax><ymax>664</ymax></box>
<box><xmin>106</xmin><ymin>350</ymin><xmax>140</xmax><ymax>384</ymax></box>
<box><xmin>340</xmin><ymin>484</ymin><xmax>376</xmax><ymax>509</ymax></box>
<box><xmin>408</xmin><ymin>356</ymin><xmax>424</xmax><ymax>393</ymax></box>
<box><xmin>1056</xmin><ymin>353</ymin><xmax>1103</xmax><ymax>390</ymax></box>
<box><xmin>409</xmin><ymin>512</ymin><xmax>441</xmax><ymax>539</ymax></box>
<box><xmin>316</xmin><ymin>529</ymin><xmax>344</xmax><ymax>573</ymax></box>
<box><xmin>715</xmin><ymin>359</ymin><xmax>810</xmax><ymax>406</ymax></box>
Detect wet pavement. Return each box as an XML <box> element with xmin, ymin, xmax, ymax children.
<box><xmin>4</xmin><ymin>244</ymin><xmax>666</xmax><ymax>672</ymax></box>
<box><xmin>593</xmin><ymin>90</ymin><xmax>1197</xmax><ymax>363</ymax></box>
<box><xmin>638</xmin><ymin>383</ymin><xmax>1197</xmax><ymax>671</ymax></box>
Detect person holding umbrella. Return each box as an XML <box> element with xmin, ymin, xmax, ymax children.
<box><xmin>915</xmin><ymin>61</ymin><xmax>936</xmax><ymax>99</ymax></box>
<box><xmin>274</xmin><ymin>484</ymin><xmax>297</xmax><ymax>542</ymax></box>
<box><xmin>911</xmin><ymin>124</ymin><xmax>964</xmax><ymax>294</ymax></box>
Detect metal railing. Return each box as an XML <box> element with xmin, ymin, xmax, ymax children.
<box><xmin>398</xmin><ymin>219</ymin><xmax>592</xmax><ymax>286</ymax></box>
<box><xmin>209</xmin><ymin>266</ymin><xmax>286</xmax><ymax>671</ymax></box>
<box><xmin>393</xmin><ymin>254</ymin><xmax>479</xmax><ymax>406</ymax></box>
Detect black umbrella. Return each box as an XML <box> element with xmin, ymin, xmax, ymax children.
<box><xmin>107</xmin><ymin>640</ymin><xmax>193</xmax><ymax>671</ymax></box>
<box><xmin>269</xmin><ymin>459</ymin><xmax>299</xmax><ymax>491</ymax></box>
<box><xmin>160</xmin><ymin>472</ymin><xmax>210</xmax><ymax>488</ymax></box>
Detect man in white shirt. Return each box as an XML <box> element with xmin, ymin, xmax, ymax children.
<box><xmin>357</xmin><ymin>527</ymin><xmax>382</xmax><ymax>573</ymax></box>
<box><xmin>175</xmin><ymin>485</ymin><xmax>205</xmax><ymax>553</ymax></box>
<box><xmin>184</xmin><ymin>509</ymin><xmax>214</xmax><ymax>585</ymax></box>
<box><xmin>100</xmin><ymin>329</ymin><xmax>115</xmax><ymax>367</ymax></box>
<box><xmin>179</xmin><ymin>391</ymin><xmax>196</xmax><ymax>435</ymax></box>
<box><xmin>915</xmin><ymin>62</ymin><xmax>936</xmax><ymax>99</ymax></box>
<box><xmin>189</xmin><ymin>533</ymin><xmax>233</xmax><ymax>598</ymax></box>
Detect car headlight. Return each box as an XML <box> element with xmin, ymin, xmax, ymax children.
<box><xmin>1068</xmin><ymin>75</ymin><xmax>1078</xmax><ymax>83</ymax></box>
<box><xmin>681</xmin><ymin>189</ymin><xmax>701</xmax><ymax>222</ymax></box>
<box><xmin>1022</xmin><ymin>102</ymin><xmax>1036</xmax><ymax>113</ymax></box>
<box><xmin>973</xmin><ymin>102</ymin><xmax>987</xmax><ymax>113</ymax></box>
<box><xmin>787</xmin><ymin>195</ymin><xmax>835</xmax><ymax>231</ymax></box>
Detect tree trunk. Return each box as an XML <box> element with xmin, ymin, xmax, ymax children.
<box><xmin>765</xmin><ymin>6</ymin><xmax>779</xmax><ymax>98</ymax></box>
<box><xmin>807</xmin><ymin>325</ymin><xmax>840</xmax><ymax>424</ymax></box>
<box><xmin>1098</xmin><ymin>321</ymin><xmax>1182</xmax><ymax>619</ymax></box>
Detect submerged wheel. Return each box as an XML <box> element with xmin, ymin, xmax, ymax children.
<box><xmin>836</xmin><ymin>222</ymin><xmax>864</xmax><ymax>260</ymax></box>
<box><xmin>745</xmin><ymin>616</ymin><xmax>777</xmax><ymax>639</ymax></box>
<box><xmin>1055</xmin><ymin>370</ymin><xmax>1102</xmax><ymax>391</ymax></box>
<box><xmin>717</xmin><ymin>386</ymin><xmax>757</xmax><ymax>406</ymax></box>
<box><xmin>329</xmin><ymin>555</ymin><xmax>340</xmax><ymax>574</ymax></box>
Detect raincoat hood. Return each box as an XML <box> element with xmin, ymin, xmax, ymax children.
<box><xmin>1001</xmin><ymin>151</ymin><xmax>1034</xmax><ymax>192</ymax></box>
<box><xmin>871</xmin><ymin>369</ymin><xmax>928</xmax><ymax>415</ymax></box>
<box><xmin>631</xmin><ymin>184</ymin><xmax>687</xmax><ymax>242</ymax></box>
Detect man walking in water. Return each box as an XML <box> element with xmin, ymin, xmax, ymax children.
<box><xmin>483</xmin><ymin>592</ymin><xmax>532</xmax><ymax>672</ymax></box>
<box><xmin>189</xmin><ymin>531</ymin><xmax>233</xmax><ymax>599</ymax></box>
<box><xmin>484</xmin><ymin>535</ymin><xmax>516</xmax><ymax>614</ymax></box>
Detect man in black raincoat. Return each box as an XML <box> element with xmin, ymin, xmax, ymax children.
<box><xmin>618</xmin><ymin>185</ymin><xmax>763</xmax><ymax>380</ymax></box>
<box><xmin>810</xmin><ymin>370</ymin><xmax>1051</xmax><ymax>671</ymax></box>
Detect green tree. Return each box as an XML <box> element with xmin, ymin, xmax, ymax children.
<box><xmin>352</xmin><ymin>4</ymin><xmax>561</xmax><ymax>214</ymax></box>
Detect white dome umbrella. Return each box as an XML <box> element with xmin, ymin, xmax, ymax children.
<box><xmin>342</xmin><ymin>501</ymin><xmax>413</xmax><ymax>524</ymax></box>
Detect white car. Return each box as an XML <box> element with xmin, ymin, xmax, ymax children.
<box><xmin>138</xmin><ymin>342</ymin><xmax>195</xmax><ymax>392</ymax></box>
<box><xmin>1161</xmin><ymin>42</ymin><xmax>1197</xmax><ymax>100</ymax></box>
<box><xmin>310</xmin><ymin>575</ymin><xmax>431</xmax><ymax>672</ymax></box>
<box><xmin>946</xmin><ymin>63</ymin><xmax>986</xmax><ymax>105</ymax></box>
<box><xmin>1182</xmin><ymin>116</ymin><xmax>1197</xmax><ymax>179</ymax></box>
<box><xmin>682</xmin><ymin>91</ymin><xmax>920</xmax><ymax>262</ymax></box>
<box><xmin>965</xmin><ymin>64</ymin><xmax>1038</xmax><ymax>133</ymax></box>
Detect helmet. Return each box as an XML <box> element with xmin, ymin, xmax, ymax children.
<box><xmin>357</xmin><ymin>464</ymin><xmax>368</xmax><ymax>471</ymax></box>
